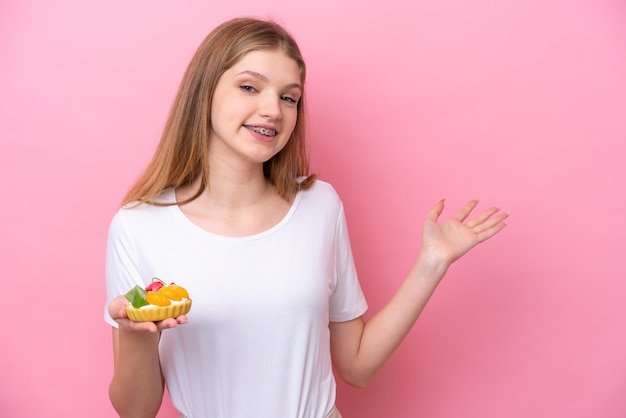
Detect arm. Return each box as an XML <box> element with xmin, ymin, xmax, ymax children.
<box><xmin>108</xmin><ymin>296</ymin><xmax>187</xmax><ymax>418</ymax></box>
<box><xmin>330</xmin><ymin>199</ymin><xmax>508</xmax><ymax>387</ymax></box>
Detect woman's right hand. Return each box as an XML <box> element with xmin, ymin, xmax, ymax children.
<box><xmin>108</xmin><ymin>295</ymin><xmax>188</xmax><ymax>333</ymax></box>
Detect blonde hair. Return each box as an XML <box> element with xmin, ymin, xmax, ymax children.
<box><xmin>123</xmin><ymin>17</ymin><xmax>317</xmax><ymax>206</ymax></box>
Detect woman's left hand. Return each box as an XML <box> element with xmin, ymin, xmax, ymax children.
<box><xmin>421</xmin><ymin>199</ymin><xmax>508</xmax><ymax>268</ymax></box>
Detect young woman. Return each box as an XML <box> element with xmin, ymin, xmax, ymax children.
<box><xmin>105</xmin><ymin>17</ymin><xmax>508</xmax><ymax>418</ymax></box>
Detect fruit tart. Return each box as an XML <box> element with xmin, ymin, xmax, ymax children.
<box><xmin>125</xmin><ymin>277</ymin><xmax>192</xmax><ymax>322</ymax></box>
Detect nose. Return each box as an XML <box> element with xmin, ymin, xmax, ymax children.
<box><xmin>259</xmin><ymin>92</ymin><xmax>282</xmax><ymax>120</ymax></box>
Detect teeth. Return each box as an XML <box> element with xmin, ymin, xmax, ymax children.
<box><xmin>248</xmin><ymin>126</ymin><xmax>276</xmax><ymax>136</ymax></box>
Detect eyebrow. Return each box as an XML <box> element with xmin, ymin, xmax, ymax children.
<box><xmin>236</xmin><ymin>70</ymin><xmax>302</xmax><ymax>91</ymax></box>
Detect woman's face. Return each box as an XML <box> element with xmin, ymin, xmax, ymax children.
<box><xmin>208</xmin><ymin>49</ymin><xmax>302</xmax><ymax>168</ymax></box>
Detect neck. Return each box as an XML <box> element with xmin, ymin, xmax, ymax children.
<box><xmin>177</xmin><ymin>157</ymin><xmax>274</xmax><ymax>210</ymax></box>
<box><xmin>174</xmin><ymin>151</ymin><xmax>292</xmax><ymax>237</ymax></box>
<box><xmin>206</xmin><ymin>168</ymin><xmax>271</xmax><ymax>209</ymax></box>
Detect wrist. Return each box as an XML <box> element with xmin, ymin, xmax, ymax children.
<box><xmin>119</xmin><ymin>325</ymin><xmax>161</xmax><ymax>346</ymax></box>
<box><xmin>412</xmin><ymin>249</ymin><xmax>451</xmax><ymax>281</ymax></box>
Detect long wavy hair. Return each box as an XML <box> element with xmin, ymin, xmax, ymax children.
<box><xmin>122</xmin><ymin>17</ymin><xmax>317</xmax><ymax>207</ymax></box>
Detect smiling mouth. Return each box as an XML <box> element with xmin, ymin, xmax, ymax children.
<box><xmin>244</xmin><ymin>125</ymin><xmax>277</xmax><ymax>137</ymax></box>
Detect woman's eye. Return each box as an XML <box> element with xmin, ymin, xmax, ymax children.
<box><xmin>281</xmin><ymin>96</ymin><xmax>298</xmax><ymax>104</ymax></box>
<box><xmin>240</xmin><ymin>85</ymin><xmax>256</xmax><ymax>93</ymax></box>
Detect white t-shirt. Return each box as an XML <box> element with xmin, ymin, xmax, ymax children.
<box><xmin>104</xmin><ymin>180</ymin><xmax>368</xmax><ymax>418</ymax></box>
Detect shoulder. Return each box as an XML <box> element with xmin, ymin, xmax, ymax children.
<box><xmin>110</xmin><ymin>189</ymin><xmax>176</xmax><ymax>233</ymax></box>
<box><xmin>295</xmin><ymin>179</ymin><xmax>344</xmax><ymax>221</ymax></box>
<box><xmin>301</xmin><ymin>179</ymin><xmax>341</xmax><ymax>202</ymax></box>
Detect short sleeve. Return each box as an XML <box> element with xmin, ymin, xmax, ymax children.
<box><xmin>329</xmin><ymin>204</ymin><xmax>368</xmax><ymax>322</ymax></box>
<box><xmin>103</xmin><ymin>210</ymin><xmax>143</xmax><ymax>327</ymax></box>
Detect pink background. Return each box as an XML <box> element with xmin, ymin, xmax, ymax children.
<box><xmin>1</xmin><ymin>0</ymin><xmax>625</xmax><ymax>417</ymax></box>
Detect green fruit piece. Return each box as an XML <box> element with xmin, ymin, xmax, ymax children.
<box><xmin>125</xmin><ymin>285</ymin><xmax>149</xmax><ymax>309</ymax></box>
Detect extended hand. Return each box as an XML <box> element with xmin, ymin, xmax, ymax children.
<box><xmin>421</xmin><ymin>199</ymin><xmax>508</xmax><ymax>267</ymax></box>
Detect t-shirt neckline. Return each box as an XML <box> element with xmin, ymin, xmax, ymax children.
<box><xmin>164</xmin><ymin>188</ymin><xmax>302</xmax><ymax>241</ymax></box>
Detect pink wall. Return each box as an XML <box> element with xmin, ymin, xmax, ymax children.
<box><xmin>1</xmin><ymin>0</ymin><xmax>625</xmax><ymax>417</ymax></box>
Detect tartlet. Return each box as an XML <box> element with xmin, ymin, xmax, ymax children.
<box><xmin>125</xmin><ymin>278</ymin><xmax>192</xmax><ymax>322</ymax></box>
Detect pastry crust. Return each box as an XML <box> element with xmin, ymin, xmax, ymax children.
<box><xmin>126</xmin><ymin>299</ymin><xmax>192</xmax><ymax>322</ymax></box>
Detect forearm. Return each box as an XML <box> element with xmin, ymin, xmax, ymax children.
<box><xmin>350</xmin><ymin>254</ymin><xmax>449</xmax><ymax>385</ymax></box>
<box><xmin>109</xmin><ymin>328</ymin><xmax>164</xmax><ymax>418</ymax></box>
